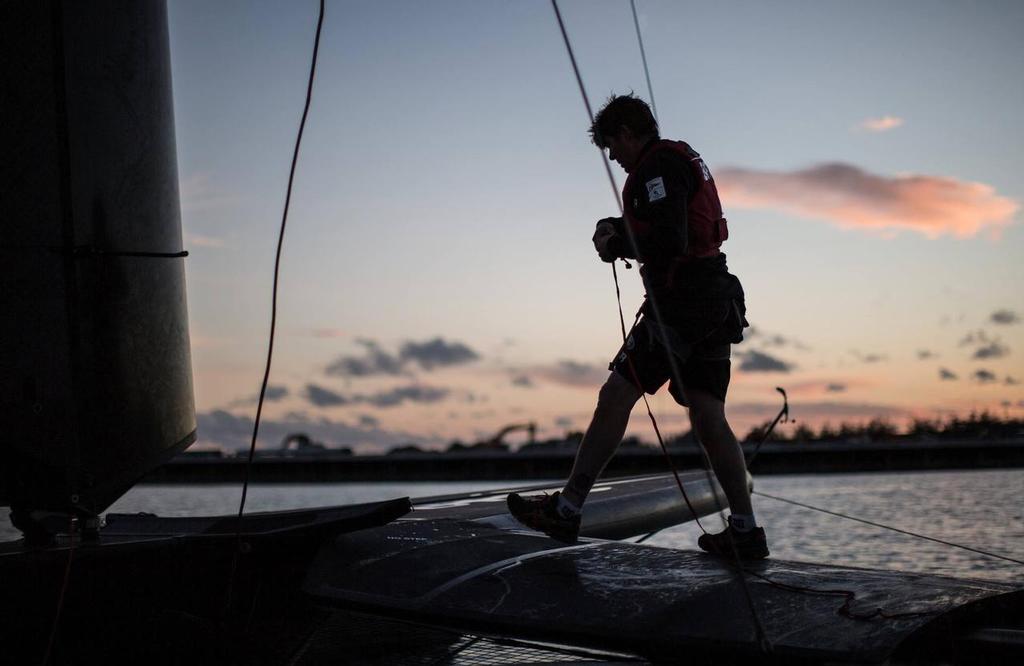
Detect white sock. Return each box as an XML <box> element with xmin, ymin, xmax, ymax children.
<box><xmin>729</xmin><ymin>514</ymin><xmax>757</xmax><ymax>532</ymax></box>
<box><xmin>556</xmin><ymin>494</ymin><xmax>581</xmax><ymax>519</ymax></box>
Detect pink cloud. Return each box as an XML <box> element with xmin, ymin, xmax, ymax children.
<box><xmin>858</xmin><ymin>115</ymin><xmax>904</xmax><ymax>132</ymax></box>
<box><xmin>717</xmin><ymin>163</ymin><xmax>1018</xmax><ymax>238</ymax></box>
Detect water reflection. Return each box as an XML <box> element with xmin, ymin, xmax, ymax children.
<box><xmin>2</xmin><ymin>471</ymin><xmax>1021</xmax><ymax>584</ymax></box>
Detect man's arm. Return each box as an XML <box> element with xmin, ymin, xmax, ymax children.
<box><xmin>594</xmin><ymin>217</ymin><xmax>635</xmax><ymax>261</ymax></box>
<box><xmin>593</xmin><ymin>150</ymin><xmax>694</xmax><ymax>264</ymax></box>
<box><xmin>630</xmin><ymin>149</ymin><xmax>693</xmax><ymax>264</ymax></box>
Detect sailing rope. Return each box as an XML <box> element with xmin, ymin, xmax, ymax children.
<box><xmin>629</xmin><ymin>0</ymin><xmax>659</xmax><ymax>124</ymax></box>
<box><xmin>754</xmin><ymin>490</ymin><xmax>1024</xmax><ymax>567</ymax></box>
<box><xmin>549</xmin><ymin>0</ymin><xmax>772</xmax><ymax>653</ymax></box>
<box><xmin>223</xmin><ymin>0</ymin><xmax>326</xmax><ymax>618</ymax></box>
<box><xmin>41</xmin><ymin>516</ymin><xmax>76</xmax><ymax>666</ymax></box>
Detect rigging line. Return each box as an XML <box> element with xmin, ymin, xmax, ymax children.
<box><xmin>41</xmin><ymin>517</ymin><xmax>75</xmax><ymax>666</ymax></box>
<box><xmin>223</xmin><ymin>0</ymin><xmax>326</xmax><ymax>618</ymax></box>
<box><xmin>550</xmin><ymin>0</ymin><xmax>622</xmax><ymax>211</ymax></box>
<box><xmin>629</xmin><ymin>0</ymin><xmax>658</xmax><ymax>123</ymax></box>
<box><xmin>550</xmin><ymin>1</ymin><xmax>771</xmax><ymax>653</ymax></box>
<box><xmin>550</xmin><ymin>0</ymin><xmax>705</xmax><ymax>536</ymax></box>
<box><xmin>549</xmin><ymin>0</ymin><xmax>686</xmax><ymax>451</ymax></box>
<box><xmin>745</xmin><ymin>387</ymin><xmax>789</xmax><ymax>468</ymax></box>
<box><xmin>619</xmin><ymin>0</ymin><xmax>773</xmax><ymax>646</ymax></box>
<box><xmin>754</xmin><ymin>490</ymin><xmax>1024</xmax><ymax>567</ymax></box>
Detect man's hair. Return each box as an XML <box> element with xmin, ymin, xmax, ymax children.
<box><xmin>589</xmin><ymin>93</ymin><xmax>659</xmax><ymax>147</ymax></box>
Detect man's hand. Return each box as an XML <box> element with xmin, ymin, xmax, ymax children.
<box><xmin>593</xmin><ymin>218</ymin><xmax>619</xmax><ymax>263</ymax></box>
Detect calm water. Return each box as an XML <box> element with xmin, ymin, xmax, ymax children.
<box><xmin>3</xmin><ymin>470</ymin><xmax>1021</xmax><ymax>584</ymax></box>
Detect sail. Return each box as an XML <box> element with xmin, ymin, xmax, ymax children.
<box><xmin>0</xmin><ymin>0</ymin><xmax>195</xmax><ymax>517</ymax></box>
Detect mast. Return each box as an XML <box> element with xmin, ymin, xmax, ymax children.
<box><xmin>0</xmin><ymin>0</ymin><xmax>195</xmax><ymax>536</ymax></box>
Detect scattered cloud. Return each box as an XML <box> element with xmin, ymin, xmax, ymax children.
<box><xmin>194</xmin><ymin>409</ymin><xmax>441</xmax><ymax>453</ymax></box>
<box><xmin>533</xmin><ymin>360</ymin><xmax>608</xmax><ymax>387</ymax></box>
<box><xmin>785</xmin><ymin>379</ymin><xmax>867</xmax><ymax>395</ymax></box>
<box><xmin>991</xmin><ymin>309</ymin><xmax>1020</xmax><ymax>325</ymax></box>
<box><xmin>737</xmin><ymin>350</ymin><xmax>795</xmax><ymax>373</ymax></box>
<box><xmin>716</xmin><ymin>162</ymin><xmax>1018</xmax><ymax>238</ymax></box>
<box><xmin>973</xmin><ymin>369</ymin><xmax>997</xmax><ymax>384</ymax></box>
<box><xmin>958</xmin><ymin>330</ymin><xmax>986</xmax><ymax>346</ymax></box>
<box><xmin>226</xmin><ymin>384</ymin><xmax>289</xmax><ymax>408</ymax></box>
<box><xmin>360</xmin><ymin>385</ymin><xmax>450</xmax><ymax>408</ymax></box>
<box><xmin>727</xmin><ymin>400</ymin><xmax>907</xmax><ymax>421</ymax></box>
<box><xmin>264</xmin><ymin>385</ymin><xmax>288</xmax><ymax>401</ymax></box>
<box><xmin>851</xmin><ymin>350</ymin><xmax>887</xmax><ymax>364</ymax></box>
<box><xmin>303</xmin><ymin>383</ymin><xmax>452</xmax><ymax>409</ymax></box>
<box><xmin>939</xmin><ymin>368</ymin><xmax>958</xmax><ymax>381</ymax></box>
<box><xmin>1006</xmin><ymin>376</ymin><xmax>1020</xmax><ymax>386</ymax></box>
<box><xmin>511</xmin><ymin>374</ymin><xmax>534</xmax><ymax>388</ymax></box>
<box><xmin>305</xmin><ymin>383</ymin><xmax>349</xmax><ymax>407</ymax></box>
<box><xmin>554</xmin><ymin>416</ymin><xmax>576</xmax><ymax>429</ymax></box>
<box><xmin>358</xmin><ymin>414</ymin><xmax>380</xmax><ymax>427</ymax></box>
<box><xmin>746</xmin><ymin>326</ymin><xmax>810</xmax><ymax>351</ymax></box>
<box><xmin>857</xmin><ymin>115</ymin><xmax>905</xmax><ymax>132</ymax></box>
<box><xmin>399</xmin><ymin>338</ymin><xmax>480</xmax><ymax>370</ymax></box>
<box><xmin>326</xmin><ymin>339</ymin><xmax>405</xmax><ymax>378</ymax></box>
<box><xmin>973</xmin><ymin>340</ymin><xmax>1009</xmax><ymax>360</ymax></box>
<box><xmin>959</xmin><ymin>330</ymin><xmax>1010</xmax><ymax>359</ymax></box>
<box><xmin>916</xmin><ymin>350</ymin><xmax>937</xmax><ymax>360</ymax></box>
<box><xmin>325</xmin><ymin>337</ymin><xmax>480</xmax><ymax>378</ymax></box>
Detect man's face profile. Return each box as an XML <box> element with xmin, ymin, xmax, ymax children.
<box><xmin>602</xmin><ymin>130</ymin><xmax>644</xmax><ymax>174</ymax></box>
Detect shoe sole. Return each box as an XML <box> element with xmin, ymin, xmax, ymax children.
<box><xmin>699</xmin><ymin>544</ymin><xmax>769</xmax><ymax>560</ymax></box>
<box><xmin>506</xmin><ymin>496</ymin><xmax>579</xmax><ymax>544</ymax></box>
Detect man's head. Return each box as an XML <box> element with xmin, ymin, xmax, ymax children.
<box><xmin>590</xmin><ymin>93</ymin><xmax>659</xmax><ymax>173</ymax></box>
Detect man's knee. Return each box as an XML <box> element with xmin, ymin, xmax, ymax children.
<box><xmin>597</xmin><ymin>372</ymin><xmax>641</xmax><ymax>412</ymax></box>
<box><xmin>687</xmin><ymin>388</ymin><xmax>728</xmax><ymax>435</ymax></box>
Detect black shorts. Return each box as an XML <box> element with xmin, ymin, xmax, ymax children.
<box><xmin>609</xmin><ymin>299</ymin><xmax>746</xmax><ymax>406</ymax></box>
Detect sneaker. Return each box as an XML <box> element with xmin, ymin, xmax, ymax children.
<box><xmin>506</xmin><ymin>491</ymin><xmax>581</xmax><ymax>544</ymax></box>
<box><xmin>697</xmin><ymin>517</ymin><xmax>769</xmax><ymax>560</ymax></box>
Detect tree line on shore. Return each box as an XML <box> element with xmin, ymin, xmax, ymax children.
<box><xmin>384</xmin><ymin>411</ymin><xmax>1024</xmax><ymax>455</ymax></box>
<box><xmin>739</xmin><ymin>411</ymin><xmax>1024</xmax><ymax>444</ymax></box>
<box><xmin>190</xmin><ymin>410</ymin><xmax>1024</xmax><ymax>457</ymax></box>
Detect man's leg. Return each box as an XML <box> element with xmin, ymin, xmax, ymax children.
<box><xmin>560</xmin><ymin>371</ymin><xmax>642</xmax><ymax>509</ymax></box>
<box><xmin>506</xmin><ymin>371</ymin><xmax>641</xmax><ymax>542</ymax></box>
<box><xmin>685</xmin><ymin>386</ymin><xmax>752</xmax><ymax>517</ymax></box>
<box><xmin>686</xmin><ymin>385</ymin><xmax>768</xmax><ymax>558</ymax></box>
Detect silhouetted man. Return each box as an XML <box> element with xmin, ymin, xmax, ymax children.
<box><xmin>507</xmin><ymin>94</ymin><xmax>767</xmax><ymax>559</ymax></box>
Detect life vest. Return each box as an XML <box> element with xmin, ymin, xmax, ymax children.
<box><xmin>622</xmin><ymin>140</ymin><xmax>729</xmax><ymax>262</ymax></box>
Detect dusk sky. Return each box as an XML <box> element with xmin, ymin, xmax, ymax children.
<box><xmin>168</xmin><ymin>1</ymin><xmax>1023</xmax><ymax>452</ymax></box>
